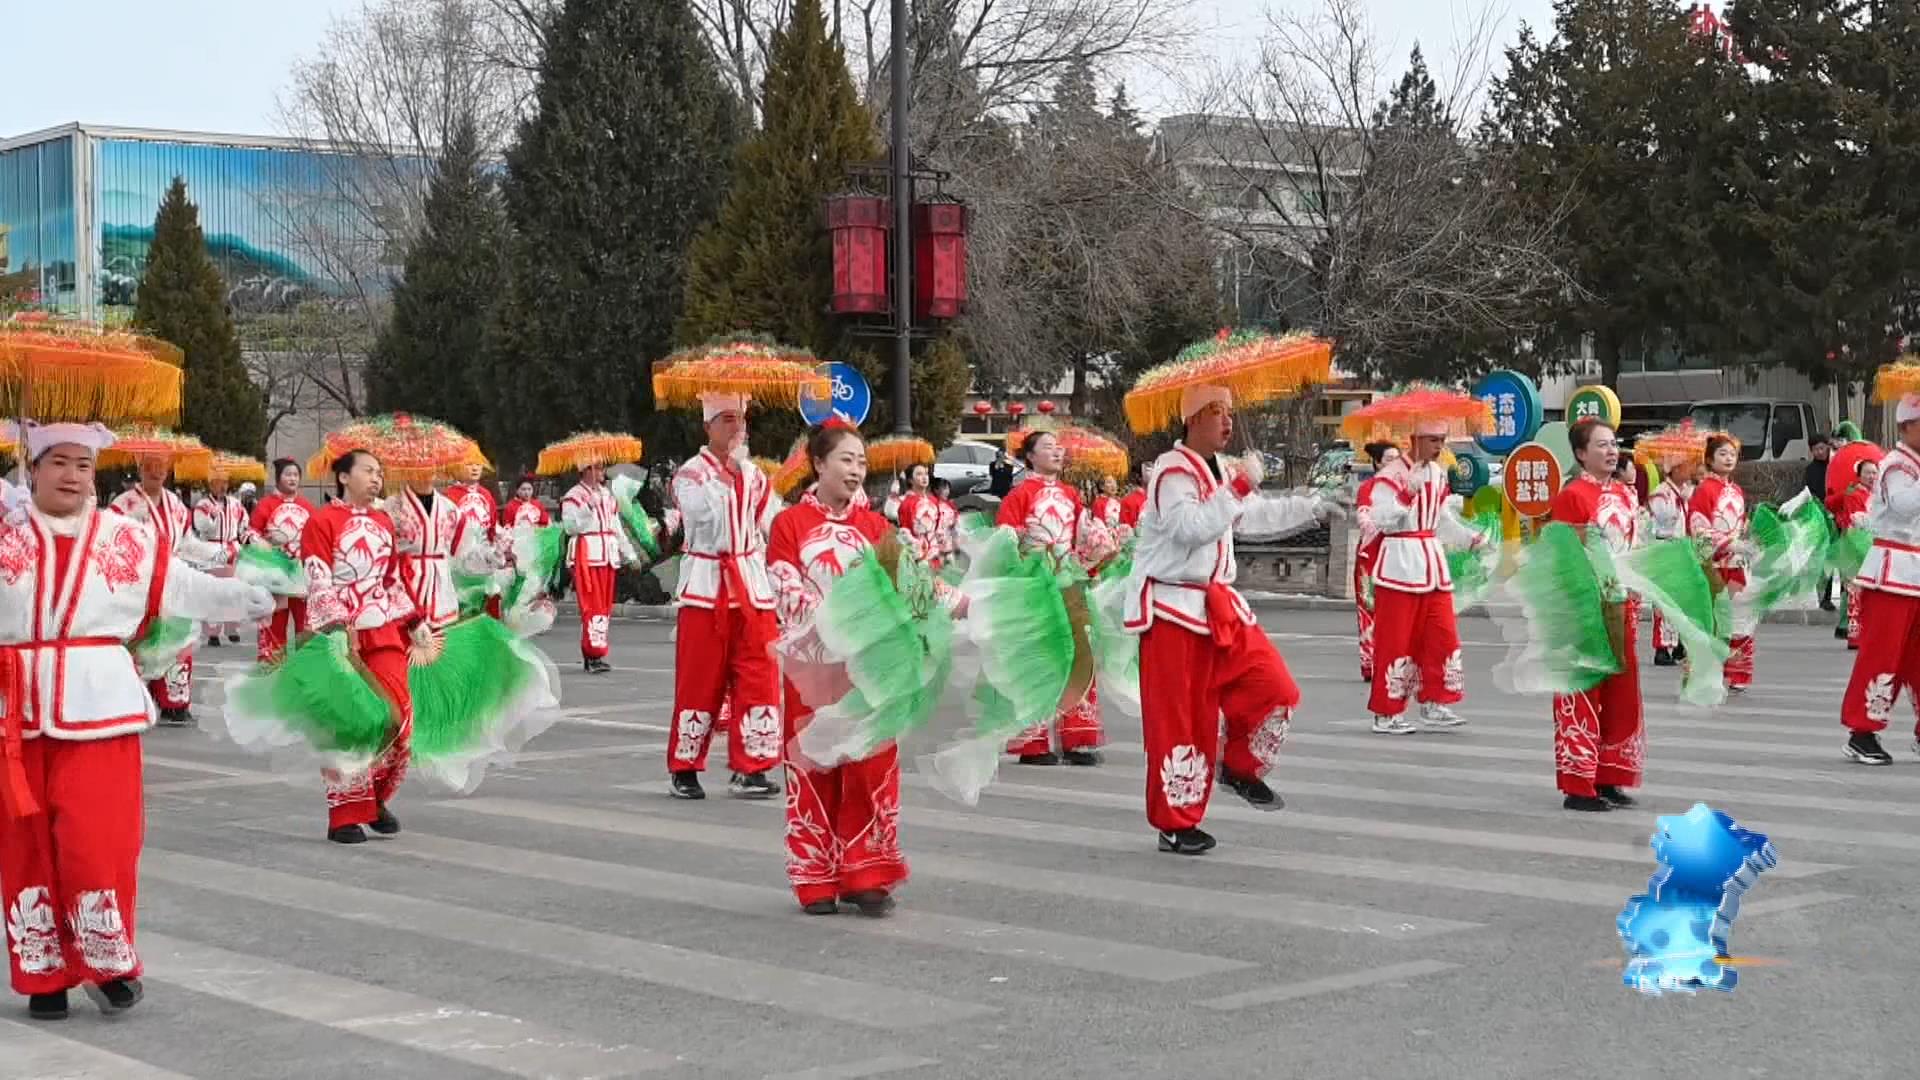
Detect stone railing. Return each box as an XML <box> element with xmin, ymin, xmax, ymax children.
<box><xmin>1235</xmin><ymin>510</ymin><xmax>1348</xmax><ymax>596</ymax></box>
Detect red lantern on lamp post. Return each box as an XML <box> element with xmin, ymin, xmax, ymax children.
<box><xmin>913</xmin><ymin>199</ymin><xmax>970</xmax><ymax>320</ymax></box>
<box><xmin>826</xmin><ymin>192</ymin><xmax>891</xmax><ymax>315</ymax></box>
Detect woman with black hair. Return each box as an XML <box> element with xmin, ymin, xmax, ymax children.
<box><xmin>250</xmin><ymin>458</ymin><xmax>315</xmax><ymax>663</ymax></box>
<box><xmin>996</xmin><ymin>430</ymin><xmax>1105</xmax><ymax>765</ymax></box>
<box><xmin>1352</xmin><ymin>441</ymin><xmax>1402</xmax><ymax>683</ymax></box>
<box><xmin>1688</xmin><ymin>434</ymin><xmax>1755</xmax><ymax>692</ymax></box>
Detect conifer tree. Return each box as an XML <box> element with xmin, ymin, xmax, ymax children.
<box><xmin>366</xmin><ymin>117</ymin><xmax>506</xmax><ymax>426</ymax></box>
<box><xmin>134</xmin><ymin>178</ymin><xmax>265</xmax><ymax>454</ymax></box>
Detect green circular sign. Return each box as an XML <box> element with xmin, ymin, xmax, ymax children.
<box><xmin>1565</xmin><ymin>385</ymin><xmax>1622</xmax><ymax>428</ymax></box>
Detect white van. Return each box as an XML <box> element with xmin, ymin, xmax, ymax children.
<box><xmin>1685</xmin><ymin>399</ymin><xmax>1819</xmax><ymax>462</ymax></box>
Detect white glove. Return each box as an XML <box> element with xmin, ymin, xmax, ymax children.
<box><xmin>729</xmin><ymin>439</ymin><xmax>751</xmax><ymax>472</ymax></box>
<box><xmin>241</xmin><ymin>585</ymin><xmax>277</xmax><ymax>621</ymax></box>
<box><xmin>1239</xmin><ymin>451</ymin><xmax>1267</xmax><ymax>488</ymax></box>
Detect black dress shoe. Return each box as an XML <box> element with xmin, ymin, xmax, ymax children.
<box><xmin>1062</xmin><ymin>749</ymin><xmax>1101</xmax><ymax>766</ymax></box>
<box><xmin>205</xmin><ymin>636</ymin><xmax>223</xmax><ymax>648</ymax></box>
<box><xmin>227</xmin><ymin>632</ymin><xmax>242</xmax><ymax>643</ymax></box>
<box><xmin>802</xmin><ymin>899</ymin><xmax>839</xmax><ymax>915</ymax></box>
<box><xmin>1652</xmin><ymin>647</ymin><xmax>1676</xmax><ymax>667</ymax></box>
<box><xmin>1016</xmin><ymin>752</ymin><xmax>1060</xmax><ymax>766</ymax></box>
<box><xmin>729</xmin><ymin>771</ymin><xmax>780</xmax><ymax>799</ymax></box>
<box><xmin>1157</xmin><ymin>827</ymin><xmax>1217</xmax><ymax>855</ymax></box>
<box><xmin>83</xmin><ymin>977</ymin><xmax>142</xmax><ymax>1015</ymax></box>
<box><xmin>1221</xmin><ymin>769</ymin><xmax>1283</xmax><ymax>811</ymax></box>
<box><xmin>583</xmin><ymin>658</ymin><xmax>612</xmax><ymax>674</ymax></box>
<box><xmin>27</xmin><ymin>991</ymin><xmax>67</xmax><ymax>1020</ymax></box>
<box><xmin>669</xmin><ymin>771</ymin><xmax>706</xmax><ymax>799</ymax></box>
<box><xmin>369</xmin><ymin>805</ymin><xmax>401</xmax><ymax>835</ymax></box>
<box><xmin>1597</xmin><ymin>785</ymin><xmax>1637</xmax><ymax>808</ymax></box>
<box><xmin>844</xmin><ymin>890</ymin><xmax>895</xmax><ymax>917</ymax></box>
<box><xmin>1672</xmin><ymin>643</ymin><xmax>1687</xmax><ymax>662</ymax></box>
<box><xmin>328</xmin><ymin>825</ymin><xmax>369</xmax><ymax>844</ymax></box>
<box><xmin>1563</xmin><ymin>794</ymin><xmax>1612</xmax><ymax>812</ymax></box>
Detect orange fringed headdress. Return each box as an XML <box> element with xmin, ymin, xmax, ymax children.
<box><xmin>0</xmin><ymin>317</ymin><xmax>185</xmax><ymax>425</ymax></box>
<box><xmin>1008</xmin><ymin>420</ymin><xmax>1131</xmax><ymax>482</ymax></box>
<box><xmin>176</xmin><ymin>451</ymin><xmax>268</xmax><ymax>485</ymax></box>
<box><xmin>97</xmin><ymin>424</ymin><xmax>212</xmax><ymax>473</ymax></box>
<box><xmin>1124</xmin><ymin>330</ymin><xmax>1333</xmax><ymax>435</ymax></box>
<box><xmin>1872</xmin><ymin>358</ymin><xmax>1920</xmax><ymax>403</ymax></box>
<box><xmin>1339</xmin><ymin>385</ymin><xmax>1495</xmax><ymax>444</ymax></box>
<box><xmin>864</xmin><ymin>436</ymin><xmax>936</xmax><ymax>475</ymax></box>
<box><xmin>652</xmin><ymin>336</ymin><xmax>830</xmax><ymax>412</ymax></box>
<box><xmin>1632</xmin><ymin>421</ymin><xmax>1709</xmax><ymax>470</ymax></box>
<box><xmin>536</xmin><ymin>432</ymin><xmax>644</xmax><ymax>476</ymax></box>
<box><xmin>306</xmin><ymin>413</ymin><xmax>483</xmax><ymax>484</ymax></box>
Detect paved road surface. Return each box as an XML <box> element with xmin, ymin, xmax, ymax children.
<box><xmin>2</xmin><ymin>611</ymin><xmax>1902</xmax><ymax>1079</ymax></box>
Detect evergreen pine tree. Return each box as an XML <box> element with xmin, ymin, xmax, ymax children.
<box><xmin>134</xmin><ymin>178</ymin><xmax>265</xmax><ymax>455</ymax></box>
<box><xmin>1375</xmin><ymin>45</ymin><xmax>1448</xmax><ymax>130</ymax></box>
<box><xmin>366</xmin><ymin>117</ymin><xmax>506</xmax><ymax>426</ymax></box>
<box><xmin>488</xmin><ymin>0</ymin><xmax>741</xmax><ymax>463</ymax></box>
<box><xmin>1107</xmin><ymin>83</ymin><xmax>1143</xmax><ymax>134</ymax></box>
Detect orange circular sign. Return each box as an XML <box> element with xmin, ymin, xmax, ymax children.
<box><xmin>1503</xmin><ymin>442</ymin><xmax>1562</xmax><ymax>518</ymax></box>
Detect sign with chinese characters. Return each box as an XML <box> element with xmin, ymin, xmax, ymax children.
<box><xmin>1471</xmin><ymin>370</ymin><xmax>1542</xmax><ymax>456</ymax></box>
<box><xmin>1566</xmin><ymin>385</ymin><xmax>1622</xmax><ymax>429</ymax></box>
<box><xmin>1503</xmin><ymin>442</ymin><xmax>1563</xmax><ymax>518</ymax></box>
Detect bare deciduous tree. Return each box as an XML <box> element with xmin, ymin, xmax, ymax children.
<box><xmin>1165</xmin><ymin>0</ymin><xmax>1579</xmax><ymax>383</ymax></box>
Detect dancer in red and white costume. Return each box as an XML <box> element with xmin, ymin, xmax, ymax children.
<box><xmin>1689</xmin><ymin>434</ymin><xmax>1753</xmax><ymax>691</ymax></box>
<box><xmin>1841</xmin><ymin>394</ymin><xmax>1920</xmax><ymax>765</ymax></box>
<box><xmin>668</xmin><ymin>393</ymin><xmax>782</xmax><ymax>800</ymax></box>
<box><xmin>385</xmin><ymin>475</ymin><xmax>488</xmax><ymax>632</ymax></box>
<box><xmin>1351</xmin><ymin>440</ymin><xmax>1402</xmax><ymax>683</ymax></box>
<box><xmin>1091</xmin><ymin>474</ymin><xmax>1124</xmax><ymax>532</ymax></box>
<box><xmin>1549</xmin><ymin>420</ymin><xmax>1645</xmax><ymax>812</ymax></box>
<box><xmin>1645</xmin><ymin>455</ymin><xmax>1698</xmax><ymax>667</ymax></box>
<box><xmin>192</xmin><ymin>471</ymin><xmax>253</xmax><ymax>647</ymax></box>
<box><xmin>896</xmin><ymin>463</ymin><xmax>942</xmax><ymax>567</ymax></box>
<box><xmin>446</xmin><ymin>461</ymin><xmax>501</xmax><ymax>618</ymax></box>
<box><xmin>1119</xmin><ymin>463</ymin><xmax>1151</xmax><ymax>530</ymax></box>
<box><xmin>767</xmin><ymin>423</ymin><xmax>908</xmax><ymax>916</ymax></box>
<box><xmin>1124</xmin><ymin>386</ymin><xmax>1323</xmax><ymax>853</ymax></box>
<box><xmin>503</xmin><ymin>476</ymin><xmax>549</xmax><ymax>529</ymax></box>
<box><xmin>1365</xmin><ymin>421</ymin><xmax>1487</xmax><ymax>735</ymax></box>
<box><xmin>998</xmin><ymin>430</ymin><xmax>1106</xmax><ymax>765</ymax></box>
<box><xmin>562</xmin><ymin>463</ymin><xmax>635</xmax><ymax>673</ymax></box>
<box><xmin>250</xmin><ymin>458</ymin><xmax>315</xmax><ymax>663</ymax></box>
<box><xmin>1</xmin><ymin>423</ymin><xmax>273</xmax><ymax>1020</ymax></box>
<box><xmin>931</xmin><ymin>478</ymin><xmax>958</xmax><ymax>565</ymax></box>
<box><xmin>109</xmin><ymin>452</ymin><xmax>225</xmax><ymax>725</ymax></box>
<box><xmin>1828</xmin><ymin>458</ymin><xmax>1877</xmax><ymax>650</ymax></box>
<box><xmin>303</xmin><ymin>449</ymin><xmax>421</xmax><ymax>843</ymax></box>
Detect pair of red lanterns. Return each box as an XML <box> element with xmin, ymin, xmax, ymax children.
<box><xmin>970</xmin><ymin>400</ymin><xmax>1057</xmax><ymax>417</ymax></box>
<box><xmin>826</xmin><ymin>193</ymin><xmax>970</xmax><ymax>320</ymax></box>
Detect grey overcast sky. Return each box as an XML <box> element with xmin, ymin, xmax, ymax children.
<box><xmin>3</xmin><ymin>0</ymin><xmax>1564</xmax><ymax>139</ymax></box>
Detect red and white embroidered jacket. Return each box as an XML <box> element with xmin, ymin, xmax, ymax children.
<box><xmin>250</xmin><ymin>491</ymin><xmax>315</xmax><ymax>560</ymax></box>
<box><xmin>1687</xmin><ymin>474</ymin><xmax>1748</xmax><ymax>569</ymax></box>
<box><xmin>671</xmin><ymin>449</ymin><xmax>777</xmax><ymax>611</ymax></box>
<box><xmin>995</xmin><ymin>476</ymin><xmax>1083</xmax><ymax>562</ymax></box>
<box><xmin>561</xmin><ymin>481</ymin><xmax>635</xmax><ymax>571</ymax></box>
<box><xmin>1119</xmin><ymin>488</ymin><xmax>1148</xmax><ymax>528</ymax></box>
<box><xmin>1364</xmin><ymin>460</ymin><xmax>1484</xmax><ymax>595</ymax></box>
<box><xmin>299</xmin><ymin>503</ymin><xmax>417</xmax><ymax>632</ymax></box>
<box><xmin>384</xmin><ymin>488</ymin><xmax>485</xmax><ymax>630</ymax></box>
<box><xmin>1091</xmin><ymin>495</ymin><xmax>1123</xmax><ymax>531</ymax></box>
<box><xmin>191</xmin><ymin>493</ymin><xmax>252</xmax><ymax>565</ymax></box>
<box><xmin>1857</xmin><ymin>444</ymin><xmax>1920</xmax><ymax>596</ymax></box>
<box><xmin>0</xmin><ymin>507</ymin><xmax>260</xmax><ymax>740</ymax></box>
<box><xmin>446</xmin><ymin>482</ymin><xmax>499</xmax><ymax>546</ymax></box>
<box><xmin>503</xmin><ymin>497</ymin><xmax>550</xmax><ymax>529</ymax></box>
<box><xmin>1646</xmin><ymin>479</ymin><xmax>1692</xmax><ymax>542</ymax></box>
<box><xmin>768</xmin><ymin>492</ymin><xmax>894</xmax><ymax>632</ymax></box>
<box><xmin>1122</xmin><ymin>443</ymin><xmax>1322</xmax><ymax>637</ymax></box>
<box><xmin>898</xmin><ymin>491</ymin><xmax>942</xmax><ymax>563</ymax></box>
<box><xmin>110</xmin><ymin>486</ymin><xmax>223</xmax><ymax>568</ymax></box>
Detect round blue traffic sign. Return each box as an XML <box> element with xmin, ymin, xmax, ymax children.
<box><xmin>798</xmin><ymin>361</ymin><xmax>872</xmax><ymax>427</ymax></box>
<box><xmin>1472</xmin><ymin>370</ymin><xmax>1542</xmax><ymax>456</ymax></box>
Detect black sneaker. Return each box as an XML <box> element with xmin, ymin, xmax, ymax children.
<box><xmin>802</xmin><ymin>899</ymin><xmax>838</xmax><ymax>915</ymax></box>
<box><xmin>1836</xmin><ymin>623</ymin><xmax>1850</xmax><ymax>640</ymax></box>
<box><xmin>1563</xmin><ymin>794</ymin><xmax>1612</xmax><ymax>812</ymax></box>
<box><xmin>368</xmin><ymin>805</ymin><xmax>401</xmax><ymax>836</ymax></box>
<box><xmin>328</xmin><ymin>825</ymin><xmax>369</xmax><ymax>844</ymax></box>
<box><xmin>1597</xmin><ymin>785</ymin><xmax>1637</xmax><ymax>808</ymax></box>
<box><xmin>729</xmin><ymin>771</ymin><xmax>780</xmax><ymax>799</ymax></box>
<box><xmin>844</xmin><ymin>890</ymin><xmax>895</xmax><ymax>918</ymax></box>
<box><xmin>1016</xmin><ymin>752</ymin><xmax>1060</xmax><ymax>766</ymax></box>
<box><xmin>583</xmin><ymin>658</ymin><xmax>612</xmax><ymax>674</ymax></box>
<box><xmin>227</xmin><ymin>632</ymin><xmax>241</xmax><ymax>643</ymax></box>
<box><xmin>205</xmin><ymin>636</ymin><xmax>223</xmax><ymax>648</ymax></box>
<box><xmin>1846</xmin><ymin>732</ymin><xmax>1893</xmax><ymax>766</ymax></box>
<box><xmin>1652</xmin><ymin>647</ymin><xmax>1676</xmax><ymax>667</ymax></box>
<box><xmin>27</xmin><ymin>991</ymin><xmax>67</xmax><ymax>1020</ymax></box>
<box><xmin>1220</xmin><ymin>768</ymin><xmax>1283</xmax><ymax>811</ymax></box>
<box><xmin>82</xmin><ymin>977</ymin><xmax>142</xmax><ymax>1015</ymax></box>
<box><xmin>1062</xmin><ymin>749</ymin><xmax>1101</xmax><ymax>767</ymax></box>
<box><xmin>669</xmin><ymin>771</ymin><xmax>705</xmax><ymax>799</ymax></box>
<box><xmin>1157</xmin><ymin>828</ymin><xmax>1216</xmax><ymax>855</ymax></box>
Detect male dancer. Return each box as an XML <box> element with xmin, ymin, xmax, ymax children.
<box><xmin>110</xmin><ymin>452</ymin><xmax>224</xmax><ymax>724</ymax></box>
<box><xmin>1841</xmin><ymin>394</ymin><xmax>1920</xmax><ymax>765</ymax></box>
<box><xmin>668</xmin><ymin>393</ymin><xmax>782</xmax><ymax>800</ymax></box>
<box><xmin>192</xmin><ymin>470</ymin><xmax>253</xmax><ymax>646</ymax></box>
<box><xmin>1124</xmin><ymin>385</ymin><xmax>1323</xmax><ymax>854</ymax></box>
<box><xmin>561</xmin><ymin>462</ymin><xmax>635</xmax><ymax>673</ymax></box>
<box><xmin>1364</xmin><ymin>420</ymin><xmax>1486</xmax><ymax>735</ymax></box>
<box><xmin>251</xmin><ymin>458</ymin><xmax>315</xmax><ymax>663</ymax></box>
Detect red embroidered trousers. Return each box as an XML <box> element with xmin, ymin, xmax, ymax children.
<box><xmin>575</xmin><ymin>564</ymin><xmax>615</xmax><ymax>660</ymax></box>
<box><xmin>1367</xmin><ymin>588</ymin><xmax>1463</xmax><ymax>717</ymax></box>
<box><xmin>782</xmin><ymin>685</ymin><xmax>907</xmax><ymax>907</ymax></box>
<box><xmin>1</xmin><ymin>736</ymin><xmax>144</xmax><ymax>994</ymax></box>
<box><xmin>324</xmin><ymin>635</ymin><xmax>412</xmax><ymax>831</ymax></box>
<box><xmin>670</xmin><ymin>583</ymin><xmax>781</xmax><ymax>775</ymax></box>
<box><xmin>1553</xmin><ymin>599</ymin><xmax>1645</xmax><ymax>797</ymax></box>
<box><xmin>1841</xmin><ymin>589</ymin><xmax>1920</xmax><ymax>736</ymax></box>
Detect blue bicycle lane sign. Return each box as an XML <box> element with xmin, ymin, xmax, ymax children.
<box><xmin>798</xmin><ymin>361</ymin><xmax>873</xmax><ymax>426</ymax></box>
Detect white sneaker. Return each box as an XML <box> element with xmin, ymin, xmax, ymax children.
<box><xmin>1420</xmin><ymin>703</ymin><xmax>1467</xmax><ymax>728</ymax></box>
<box><xmin>1372</xmin><ymin>715</ymin><xmax>1418</xmax><ymax>736</ymax></box>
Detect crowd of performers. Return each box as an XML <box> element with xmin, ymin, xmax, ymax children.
<box><xmin>10</xmin><ymin>344</ymin><xmax>1920</xmax><ymax>1022</ymax></box>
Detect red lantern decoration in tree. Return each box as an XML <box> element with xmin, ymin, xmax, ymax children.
<box><xmin>1037</xmin><ymin>400</ymin><xmax>1057</xmax><ymax>415</ymax></box>
<box><xmin>1008</xmin><ymin>402</ymin><xmax>1026</xmax><ymax>418</ymax></box>
<box><xmin>972</xmin><ymin>400</ymin><xmax>992</xmax><ymax>416</ymax></box>
<box><xmin>913</xmin><ymin>200</ymin><xmax>970</xmax><ymax>320</ymax></box>
<box><xmin>826</xmin><ymin>193</ymin><xmax>890</xmax><ymax>315</ymax></box>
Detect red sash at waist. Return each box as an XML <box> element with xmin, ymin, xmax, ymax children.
<box><xmin>2</xmin><ymin>636</ymin><xmax>124</xmax><ymax>818</ymax></box>
<box><xmin>1386</xmin><ymin>531</ymin><xmax>1436</xmax><ymax>539</ymax></box>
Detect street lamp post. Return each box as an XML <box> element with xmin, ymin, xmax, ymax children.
<box><xmin>889</xmin><ymin>0</ymin><xmax>913</xmax><ymax>435</ymax></box>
